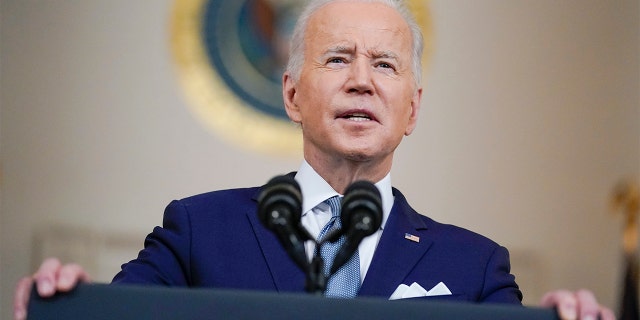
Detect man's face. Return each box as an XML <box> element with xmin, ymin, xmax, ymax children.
<box><xmin>283</xmin><ymin>1</ymin><xmax>422</xmax><ymax>164</ymax></box>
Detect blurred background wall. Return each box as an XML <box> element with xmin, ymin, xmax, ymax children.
<box><xmin>1</xmin><ymin>0</ymin><xmax>638</xmax><ymax>318</ymax></box>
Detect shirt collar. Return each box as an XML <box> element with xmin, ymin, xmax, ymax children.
<box><xmin>294</xmin><ymin>160</ymin><xmax>393</xmax><ymax>229</ymax></box>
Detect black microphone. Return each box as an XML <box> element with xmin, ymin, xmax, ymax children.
<box><xmin>330</xmin><ymin>180</ymin><xmax>382</xmax><ymax>275</ymax></box>
<box><xmin>257</xmin><ymin>175</ymin><xmax>310</xmax><ymax>271</ymax></box>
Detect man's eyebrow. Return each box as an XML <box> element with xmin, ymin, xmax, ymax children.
<box><xmin>321</xmin><ymin>47</ymin><xmax>400</xmax><ymax>61</ymax></box>
<box><xmin>323</xmin><ymin>46</ymin><xmax>354</xmax><ymax>55</ymax></box>
<box><xmin>371</xmin><ymin>50</ymin><xmax>399</xmax><ymax>61</ymax></box>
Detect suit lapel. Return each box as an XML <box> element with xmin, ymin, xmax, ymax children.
<box><xmin>247</xmin><ymin>189</ymin><xmax>307</xmax><ymax>293</ymax></box>
<box><xmin>359</xmin><ymin>188</ymin><xmax>433</xmax><ymax>298</ymax></box>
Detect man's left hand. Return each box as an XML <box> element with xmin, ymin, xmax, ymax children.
<box><xmin>540</xmin><ymin>289</ymin><xmax>615</xmax><ymax>320</ymax></box>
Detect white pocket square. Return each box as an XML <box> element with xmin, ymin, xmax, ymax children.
<box><xmin>389</xmin><ymin>282</ymin><xmax>452</xmax><ymax>300</ymax></box>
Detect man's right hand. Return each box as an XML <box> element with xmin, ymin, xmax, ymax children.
<box><xmin>13</xmin><ymin>257</ymin><xmax>90</xmax><ymax>320</ymax></box>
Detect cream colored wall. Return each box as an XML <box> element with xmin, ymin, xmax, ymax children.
<box><xmin>1</xmin><ymin>0</ymin><xmax>638</xmax><ymax>318</ymax></box>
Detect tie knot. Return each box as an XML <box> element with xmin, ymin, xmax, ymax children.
<box><xmin>324</xmin><ymin>196</ymin><xmax>342</xmax><ymax>219</ymax></box>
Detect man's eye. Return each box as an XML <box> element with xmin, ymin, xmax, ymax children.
<box><xmin>328</xmin><ymin>58</ymin><xmax>346</xmax><ymax>64</ymax></box>
<box><xmin>377</xmin><ymin>62</ymin><xmax>394</xmax><ymax>69</ymax></box>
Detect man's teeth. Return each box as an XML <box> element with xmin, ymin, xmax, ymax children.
<box><xmin>345</xmin><ymin>113</ymin><xmax>371</xmax><ymax>121</ymax></box>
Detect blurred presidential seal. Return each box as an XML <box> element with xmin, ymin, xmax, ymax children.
<box><xmin>171</xmin><ymin>0</ymin><xmax>432</xmax><ymax>157</ymax></box>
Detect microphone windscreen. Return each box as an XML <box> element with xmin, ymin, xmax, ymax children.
<box><xmin>257</xmin><ymin>175</ymin><xmax>302</xmax><ymax>229</ymax></box>
<box><xmin>341</xmin><ymin>180</ymin><xmax>382</xmax><ymax>233</ymax></box>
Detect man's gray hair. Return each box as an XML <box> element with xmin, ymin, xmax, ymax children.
<box><xmin>285</xmin><ymin>0</ymin><xmax>424</xmax><ymax>86</ymax></box>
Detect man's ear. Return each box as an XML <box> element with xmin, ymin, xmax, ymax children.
<box><xmin>404</xmin><ymin>87</ymin><xmax>422</xmax><ymax>136</ymax></box>
<box><xmin>282</xmin><ymin>72</ymin><xmax>302</xmax><ymax>123</ymax></box>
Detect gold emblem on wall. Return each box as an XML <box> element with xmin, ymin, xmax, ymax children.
<box><xmin>170</xmin><ymin>0</ymin><xmax>432</xmax><ymax>157</ymax></box>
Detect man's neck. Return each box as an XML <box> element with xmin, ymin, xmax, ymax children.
<box><xmin>304</xmin><ymin>153</ymin><xmax>393</xmax><ymax>194</ymax></box>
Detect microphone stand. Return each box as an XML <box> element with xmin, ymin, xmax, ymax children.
<box><xmin>306</xmin><ymin>245</ymin><xmax>326</xmax><ymax>295</ymax></box>
<box><xmin>305</xmin><ymin>230</ymin><xmax>341</xmax><ymax>295</ymax></box>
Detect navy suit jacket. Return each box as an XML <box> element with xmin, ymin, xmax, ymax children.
<box><xmin>112</xmin><ymin>186</ymin><xmax>522</xmax><ymax>304</ymax></box>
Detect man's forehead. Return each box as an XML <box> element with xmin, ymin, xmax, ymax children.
<box><xmin>308</xmin><ymin>8</ymin><xmax>408</xmax><ymax>33</ymax></box>
<box><xmin>308</xmin><ymin>27</ymin><xmax>412</xmax><ymax>57</ymax></box>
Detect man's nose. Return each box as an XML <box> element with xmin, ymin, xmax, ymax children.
<box><xmin>346</xmin><ymin>59</ymin><xmax>374</xmax><ymax>95</ymax></box>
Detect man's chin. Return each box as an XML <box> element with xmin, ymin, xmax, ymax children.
<box><xmin>341</xmin><ymin>147</ymin><xmax>385</xmax><ymax>163</ymax></box>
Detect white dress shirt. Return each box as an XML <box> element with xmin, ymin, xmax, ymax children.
<box><xmin>295</xmin><ymin>161</ymin><xmax>393</xmax><ymax>283</ymax></box>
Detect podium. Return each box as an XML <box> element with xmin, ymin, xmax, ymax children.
<box><xmin>28</xmin><ymin>283</ymin><xmax>558</xmax><ymax>319</ymax></box>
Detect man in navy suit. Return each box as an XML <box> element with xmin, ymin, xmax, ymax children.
<box><xmin>14</xmin><ymin>1</ymin><xmax>614</xmax><ymax>319</ymax></box>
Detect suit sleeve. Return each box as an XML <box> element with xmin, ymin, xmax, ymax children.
<box><xmin>479</xmin><ymin>245</ymin><xmax>523</xmax><ymax>304</ymax></box>
<box><xmin>111</xmin><ymin>200</ymin><xmax>192</xmax><ymax>286</ymax></box>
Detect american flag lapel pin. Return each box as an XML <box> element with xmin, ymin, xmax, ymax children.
<box><xmin>404</xmin><ymin>233</ymin><xmax>420</xmax><ymax>243</ymax></box>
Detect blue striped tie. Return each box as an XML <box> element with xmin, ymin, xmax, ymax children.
<box><xmin>318</xmin><ymin>196</ymin><xmax>361</xmax><ymax>298</ymax></box>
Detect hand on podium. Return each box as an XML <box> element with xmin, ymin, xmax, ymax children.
<box><xmin>540</xmin><ymin>289</ymin><xmax>615</xmax><ymax>320</ymax></box>
<box><xmin>13</xmin><ymin>257</ymin><xmax>90</xmax><ymax>320</ymax></box>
